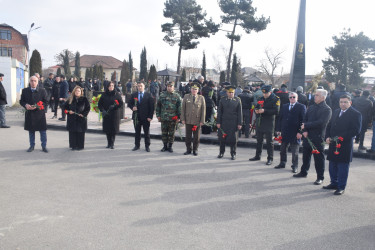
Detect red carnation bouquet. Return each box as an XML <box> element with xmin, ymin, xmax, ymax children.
<box><xmin>192</xmin><ymin>125</ymin><xmax>198</xmax><ymax>132</ymax></box>
<box><xmin>32</xmin><ymin>101</ymin><xmax>44</xmax><ymax>110</ymax></box>
<box><xmin>332</xmin><ymin>136</ymin><xmax>344</xmax><ymax>155</ymax></box>
<box><xmin>274</xmin><ymin>135</ymin><xmax>282</xmax><ymax>144</ymax></box>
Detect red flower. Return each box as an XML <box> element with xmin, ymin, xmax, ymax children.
<box><xmin>257</xmin><ymin>100</ymin><xmax>264</xmax><ymax>107</ymax></box>
<box><xmin>94</xmin><ymin>107</ymin><xmax>98</xmax><ymax>112</ymax></box>
<box><xmin>64</xmin><ymin>110</ymin><xmax>68</xmax><ymax>114</ymax></box>
<box><xmin>92</xmin><ymin>100</ymin><xmax>96</xmax><ymax>104</ymax></box>
<box><xmin>334</xmin><ymin>151</ymin><xmax>340</xmax><ymax>155</ymax></box>
<box><xmin>312</xmin><ymin>149</ymin><xmax>320</xmax><ymax>154</ymax></box>
<box><xmin>134</xmin><ymin>98</ymin><xmax>138</xmax><ymax>101</ymax></box>
<box><xmin>336</xmin><ymin>143</ymin><xmax>341</xmax><ymax>148</ymax></box>
<box><xmin>192</xmin><ymin>125</ymin><xmax>197</xmax><ymax>131</ymax></box>
<box><xmin>37</xmin><ymin>101</ymin><xmax>43</xmax><ymax>106</ymax></box>
<box><xmin>338</xmin><ymin>137</ymin><xmax>344</xmax><ymax>142</ymax></box>
<box><xmin>114</xmin><ymin>100</ymin><xmax>119</xmax><ymax>105</ymax></box>
<box><xmin>172</xmin><ymin>116</ymin><xmax>178</xmax><ymax>121</ymax></box>
<box><xmin>222</xmin><ymin>133</ymin><xmax>228</xmax><ymax>139</ymax></box>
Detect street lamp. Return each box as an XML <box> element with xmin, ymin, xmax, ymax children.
<box><xmin>27</xmin><ymin>23</ymin><xmax>41</xmax><ymax>67</ymax></box>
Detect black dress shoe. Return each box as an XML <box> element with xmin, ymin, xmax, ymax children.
<box><xmin>293</xmin><ymin>172</ymin><xmax>307</xmax><ymax>178</ymax></box>
<box><xmin>314</xmin><ymin>179</ymin><xmax>323</xmax><ymax>185</ymax></box>
<box><xmin>58</xmin><ymin>118</ymin><xmax>66</xmax><ymax>121</ymax></box>
<box><xmin>249</xmin><ymin>156</ymin><xmax>260</xmax><ymax>161</ymax></box>
<box><xmin>132</xmin><ymin>146</ymin><xmax>140</xmax><ymax>151</ymax></box>
<box><xmin>193</xmin><ymin>151</ymin><xmax>198</xmax><ymax>156</ymax></box>
<box><xmin>27</xmin><ymin>146</ymin><xmax>34</xmax><ymax>152</ymax></box>
<box><xmin>334</xmin><ymin>189</ymin><xmax>345</xmax><ymax>195</ymax></box>
<box><xmin>42</xmin><ymin>147</ymin><xmax>49</xmax><ymax>153</ymax></box>
<box><xmin>168</xmin><ymin>147</ymin><xmax>173</xmax><ymax>153</ymax></box>
<box><xmin>145</xmin><ymin>147</ymin><xmax>150</xmax><ymax>152</ymax></box>
<box><xmin>266</xmin><ymin>159</ymin><xmax>273</xmax><ymax>165</ymax></box>
<box><xmin>323</xmin><ymin>184</ymin><xmax>338</xmax><ymax>190</ymax></box>
<box><xmin>184</xmin><ymin>151</ymin><xmax>191</xmax><ymax>155</ymax></box>
<box><xmin>217</xmin><ymin>153</ymin><xmax>224</xmax><ymax>158</ymax></box>
<box><xmin>292</xmin><ymin>167</ymin><xmax>298</xmax><ymax>173</ymax></box>
<box><xmin>231</xmin><ymin>155</ymin><xmax>236</xmax><ymax>160</ymax></box>
<box><xmin>106</xmin><ymin>145</ymin><xmax>110</xmax><ymax>148</ymax></box>
<box><xmin>110</xmin><ymin>146</ymin><xmax>114</xmax><ymax>149</ymax></box>
<box><xmin>1</xmin><ymin>125</ymin><xmax>10</xmax><ymax>128</ymax></box>
<box><xmin>274</xmin><ymin>164</ymin><xmax>285</xmax><ymax>169</ymax></box>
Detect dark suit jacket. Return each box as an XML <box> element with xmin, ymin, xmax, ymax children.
<box><xmin>326</xmin><ymin>107</ymin><xmax>362</xmax><ymax>163</ymax></box>
<box><xmin>19</xmin><ymin>87</ymin><xmax>47</xmax><ymax>131</ymax></box>
<box><xmin>303</xmin><ymin>101</ymin><xmax>332</xmax><ymax>141</ymax></box>
<box><xmin>277</xmin><ymin>102</ymin><xmax>306</xmax><ymax>144</ymax></box>
<box><xmin>128</xmin><ymin>92</ymin><xmax>154</xmax><ymax>122</ymax></box>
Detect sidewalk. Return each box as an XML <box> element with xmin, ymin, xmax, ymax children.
<box><xmin>5</xmin><ymin>103</ymin><xmax>375</xmax><ymax>160</ymax></box>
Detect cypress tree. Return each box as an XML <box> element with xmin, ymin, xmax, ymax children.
<box><xmin>129</xmin><ymin>52</ymin><xmax>133</xmax><ymax>81</ymax></box>
<box><xmin>139</xmin><ymin>47</ymin><xmax>148</xmax><ymax>81</ymax></box>
<box><xmin>111</xmin><ymin>71</ymin><xmax>117</xmax><ymax>82</ymax></box>
<box><xmin>201</xmin><ymin>52</ymin><xmax>206</xmax><ymax>80</ymax></box>
<box><xmin>120</xmin><ymin>60</ymin><xmax>130</xmax><ymax>84</ymax></box>
<box><xmin>57</xmin><ymin>67</ymin><xmax>62</xmax><ymax>77</ymax></box>
<box><xmin>63</xmin><ymin>49</ymin><xmax>71</xmax><ymax>78</ymax></box>
<box><xmin>220</xmin><ymin>71</ymin><xmax>226</xmax><ymax>84</ymax></box>
<box><xmin>98</xmin><ymin>65</ymin><xmax>104</xmax><ymax>82</ymax></box>
<box><xmin>74</xmin><ymin>51</ymin><xmax>81</xmax><ymax>78</ymax></box>
<box><xmin>29</xmin><ymin>49</ymin><xmax>42</xmax><ymax>77</ymax></box>
<box><xmin>181</xmin><ymin>68</ymin><xmax>187</xmax><ymax>82</ymax></box>
<box><xmin>148</xmin><ymin>64</ymin><xmax>157</xmax><ymax>82</ymax></box>
<box><xmin>230</xmin><ymin>53</ymin><xmax>238</xmax><ymax>87</ymax></box>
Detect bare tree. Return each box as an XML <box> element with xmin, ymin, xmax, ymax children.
<box><xmin>258</xmin><ymin>48</ymin><xmax>284</xmax><ymax>86</ymax></box>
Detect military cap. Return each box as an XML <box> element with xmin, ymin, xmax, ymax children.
<box><xmin>166</xmin><ymin>81</ymin><xmax>174</xmax><ymax>86</ymax></box>
<box><xmin>225</xmin><ymin>85</ymin><xmax>235</xmax><ymax>93</ymax></box>
<box><xmin>191</xmin><ymin>83</ymin><xmax>200</xmax><ymax>90</ymax></box>
<box><xmin>261</xmin><ymin>85</ymin><xmax>272</xmax><ymax>93</ymax></box>
<box><xmin>0</xmin><ymin>73</ymin><xmax>4</xmax><ymax>77</ymax></box>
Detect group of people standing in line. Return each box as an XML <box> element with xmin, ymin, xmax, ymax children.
<box><xmin>1</xmin><ymin>70</ymin><xmax>372</xmax><ymax>196</ymax></box>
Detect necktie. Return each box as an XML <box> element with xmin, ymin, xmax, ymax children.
<box><xmin>339</xmin><ymin>110</ymin><xmax>343</xmax><ymax>117</ymax></box>
<box><xmin>139</xmin><ymin>92</ymin><xmax>143</xmax><ymax>103</ymax></box>
<box><xmin>289</xmin><ymin>104</ymin><xmax>293</xmax><ymax>111</ymax></box>
<box><xmin>193</xmin><ymin>96</ymin><xmax>195</xmax><ymax>103</ymax></box>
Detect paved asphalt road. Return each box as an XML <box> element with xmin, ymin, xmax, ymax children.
<box><xmin>1</xmin><ymin>122</ymin><xmax>375</xmax><ymax>249</ymax></box>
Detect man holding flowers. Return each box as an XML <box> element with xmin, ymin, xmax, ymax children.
<box><xmin>323</xmin><ymin>95</ymin><xmax>362</xmax><ymax>195</ymax></box>
<box><xmin>293</xmin><ymin>89</ymin><xmax>332</xmax><ymax>185</ymax></box>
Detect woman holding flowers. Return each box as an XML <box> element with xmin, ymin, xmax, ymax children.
<box><xmin>64</xmin><ymin>86</ymin><xmax>90</xmax><ymax>150</ymax></box>
<box><xmin>98</xmin><ymin>81</ymin><xmax>124</xmax><ymax>149</ymax></box>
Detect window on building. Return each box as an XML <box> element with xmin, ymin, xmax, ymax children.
<box><xmin>0</xmin><ymin>47</ymin><xmax>12</xmax><ymax>57</ymax></box>
<box><xmin>0</xmin><ymin>29</ymin><xmax>12</xmax><ymax>40</ymax></box>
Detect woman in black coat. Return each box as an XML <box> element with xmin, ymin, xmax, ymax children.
<box><xmin>98</xmin><ymin>81</ymin><xmax>124</xmax><ymax>149</ymax></box>
<box><xmin>64</xmin><ymin>86</ymin><xmax>90</xmax><ymax>150</ymax></box>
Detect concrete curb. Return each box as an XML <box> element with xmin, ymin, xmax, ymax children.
<box><xmin>47</xmin><ymin>124</ymin><xmax>375</xmax><ymax>160</ymax></box>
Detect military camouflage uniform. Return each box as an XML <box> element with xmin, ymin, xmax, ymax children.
<box><xmin>156</xmin><ymin>91</ymin><xmax>182</xmax><ymax>144</ymax></box>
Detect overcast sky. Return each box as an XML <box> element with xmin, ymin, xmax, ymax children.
<box><xmin>2</xmin><ymin>0</ymin><xmax>375</xmax><ymax>77</ymax></box>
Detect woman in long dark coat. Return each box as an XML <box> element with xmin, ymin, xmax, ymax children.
<box><xmin>64</xmin><ymin>86</ymin><xmax>90</xmax><ymax>150</ymax></box>
<box><xmin>98</xmin><ymin>81</ymin><xmax>124</xmax><ymax>149</ymax></box>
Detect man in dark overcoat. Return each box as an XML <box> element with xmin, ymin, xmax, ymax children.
<box><xmin>275</xmin><ymin>92</ymin><xmax>306</xmax><ymax>173</ymax></box>
<box><xmin>42</xmin><ymin>73</ymin><xmax>54</xmax><ymax>113</ymax></box>
<box><xmin>0</xmin><ymin>73</ymin><xmax>10</xmax><ymax>128</ymax></box>
<box><xmin>352</xmin><ymin>90</ymin><xmax>373</xmax><ymax>151</ymax></box>
<box><xmin>238</xmin><ymin>86</ymin><xmax>253</xmax><ymax>138</ymax></box>
<box><xmin>59</xmin><ymin>75</ymin><xmax>69</xmax><ymax>121</ymax></box>
<box><xmin>294</xmin><ymin>89</ymin><xmax>332</xmax><ymax>185</ymax></box>
<box><xmin>51</xmin><ymin>76</ymin><xmax>61</xmax><ymax>118</ymax></box>
<box><xmin>249</xmin><ymin>85</ymin><xmax>280</xmax><ymax>165</ymax></box>
<box><xmin>217</xmin><ymin>85</ymin><xmax>242</xmax><ymax>160</ymax></box>
<box><xmin>128</xmin><ymin>81</ymin><xmax>154</xmax><ymax>152</ymax></box>
<box><xmin>323</xmin><ymin>95</ymin><xmax>362</xmax><ymax>195</ymax></box>
<box><xmin>20</xmin><ymin>76</ymin><xmax>48</xmax><ymax>153</ymax></box>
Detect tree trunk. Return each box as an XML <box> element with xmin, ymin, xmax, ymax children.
<box><xmin>226</xmin><ymin>20</ymin><xmax>237</xmax><ymax>82</ymax></box>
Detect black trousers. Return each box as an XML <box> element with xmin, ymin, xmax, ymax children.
<box><xmin>240</xmin><ymin>109</ymin><xmax>251</xmax><ymax>137</ymax></box>
<box><xmin>280</xmin><ymin>141</ymin><xmax>299</xmax><ymax>167</ymax></box>
<box><xmin>69</xmin><ymin>131</ymin><xmax>85</xmax><ymax>149</ymax></box>
<box><xmin>134</xmin><ymin>120</ymin><xmax>150</xmax><ymax>147</ymax></box>
<box><xmin>219</xmin><ymin>141</ymin><xmax>237</xmax><ymax>155</ymax></box>
<box><xmin>300</xmin><ymin>137</ymin><xmax>325</xmax><ymax>180</ymax></box>
<box><xmin>106</xmin><ymin>133</ymin><xmax>116</xmax><ymax>147</ymax></box>
<box><xmin>185</xmin><ymin>124</ymin><xmax>201</xmax><ymax>151</ymax></box>
<box><xmin>205</xmin><ymin>106</ymin><xmax>213</xmax><ymax>122</ymax></box>
<box><xmin>53</xmin><ymin>99</ymin><xmax>59</xmax><ymax>116</ymax></box>
<box><xmin>255</xmin><ymin>130</ymin><xmax>274</xmax><ymax>160</ymax></box>
<box><xmin>59</xmin><ymin>101</ymin><xmax>66</xmax><ymax>118</ymax></box>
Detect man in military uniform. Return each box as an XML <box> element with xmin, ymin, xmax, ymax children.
<box><xmin>156</xmin><ymin>82</ymin><xmax>182</xmax><ymax>152</ymax></box>
<box><xmin>249</xmin><ymin>85</ymin><xmax>280</xmax><ymax>165</ymax></box>
<box><xmin>238</xmin><ymin>86</ymin><xmax>254</xmax><ymax>138</ymax></box>
<box><xmin>217</xmin><ymin>85</ymin><xmax>242</xmax><ymax>160</ymax></box>
<box><xmin>181</xmin><ymin>83</ymin><xmax>206</xmax><ymax>156</ymax></box>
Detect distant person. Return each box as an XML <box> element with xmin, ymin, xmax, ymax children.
<box><xmin>238</xmin><ymin>86</ymin><xmax>253</xmax><ymax>138</ymax></box>
<box><xmin>98</xmin><ymin>81</ymin><xmax>124</xmax><ymax>149</ymax></box>
<box><xmin>64</xmin><ymin>86</ymin><xmax>90</xmax><ymax>150</ymax></box>
<box><xmin>20</xmin><ymin>76</ymin><xmax>48</xmax><ymax>152</ymax></box>
<box><xmin>296</xmin><ymin>86</ymin><xmax>308</xmax><ymax>107</ymax></box>
<box><xmin>330</xmin><ymin>84</ymin><xmax>350</xmax><ymax>111</ymax></box>
<box><xmin>324</xmin><ymin>95</ymin><xmax>361</xmax><ymax>195</ymax></box>
<box><xmin>0</xmin><ymin>73</ymin><xmax>10</xmax><ymax>128</ymax></box>
<box><xmin>59</xmin><ymin>75</ymin><xmax>69</xmax><ymax>121</ymax></box>
<box><xmin>43</xmin><ymin>73</ymin><xmax>54</xmax><ymax>112</ymax></box>
<box><xmin>352</xmin><ymin>90</ymin><xmax>373</xmax><ymax>151</ymax></box>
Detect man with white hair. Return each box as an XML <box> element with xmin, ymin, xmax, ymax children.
<box><xmin>293</xmin><ymin>89</ymin><xmax>332</xmax><ymax>185</ymax></box>
<box><xmin>20</xmin><ymin>76</ymin><xmax>48</xmax><ymax>152</ymax></box>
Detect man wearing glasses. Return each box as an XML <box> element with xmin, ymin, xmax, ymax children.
<box><xmin>293</xmin><ymin>89</ymin><xmax>332</xmax><ymax>185</ymax></box>
<box><xmin>275</xmin><ymin>92</ymin><xmax>306</xmax><ymax>173</ymax></box>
